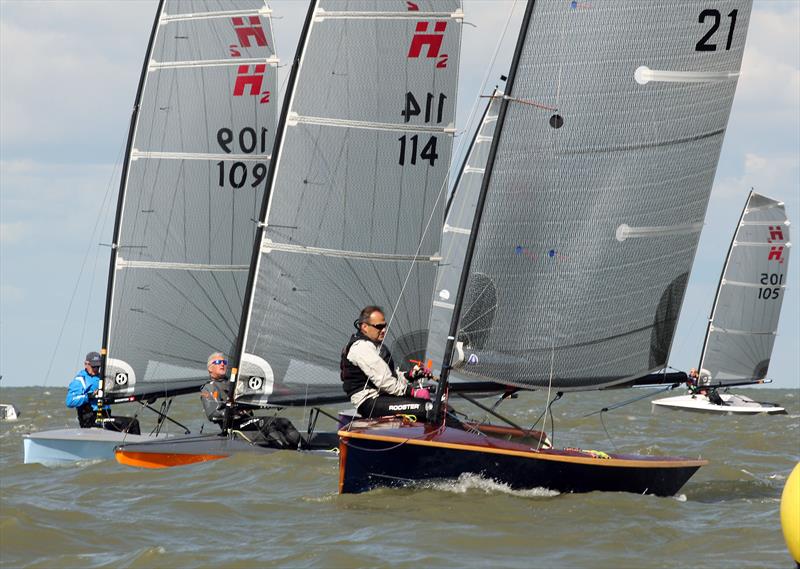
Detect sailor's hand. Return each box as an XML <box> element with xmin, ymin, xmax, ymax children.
<box><xmin>408</xmin><ymin>364</ymin><xmax>434</xmax><ymax>381</ymax></box>
<box><xmin>411</xmin><ymin>387</ymin><xmax>430</xmax><ymax>400</ymax></box>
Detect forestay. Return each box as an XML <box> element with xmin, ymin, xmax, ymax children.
<box><xmin>104</xmin><ymin>0</ymin><xmax>278</xmax><ymax>397</ymax></box>
<box><xmin>426</xmin><ymin>90</ymin><xmax>502</xmax><ymax>373</ymax></box>
<box><xmin>449</xmin><ymin>1</ymin><xmax>752</xmax><ymax>390</ymax></box>
<box><xmin>236</xmin><ymin>0</ymin><xmax>463</xmax><ymax>406</ymax></box>
<box><xmin>699</xmin><ymin>192</ymin><xmax>791</xmax><ymax>382</ymax></box>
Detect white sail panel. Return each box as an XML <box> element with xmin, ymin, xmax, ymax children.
<box><xmin>238</xmin><ymin>0</ymin><xmax>462</xmax><ymax>405</ymax></box>
<box><xmin>450</xmin><ymin>1</ymin><xmax>753</xmax><ymax>390</ymax></box>
<box><xmin>106</xmin><ymin>1</ymin><xmax>277</xmax><ymax>394</ymax></box>
<box><xmin>699</xmin><ymin>192</ymin><xmax>790</xmax><ymax>381</ymax></box>
<box><xmin>426</xmin><ymin>91</ymin><xmax>501</xmax><ymax>373</ymax></box>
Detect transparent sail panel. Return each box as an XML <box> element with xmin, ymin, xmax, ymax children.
<box><xmin>107</xmin><ymin>1</ymin><xmax>277</xmax><ymax>394</ymax></box>
<box><xmin>426</xmin><ymin>91</ymin><xmax>501</xmax><ymax>373</ymax></box>
<box><xmin>451</xmin><ymin>1</ymin><xmax>752</xmax><ymax>390</ymax></box>
<box><xmin>239</xmin><ymin>0</ymin><xmax>462</xmax><ymax>405</ymax></box>
<box><xmin>700</xmin><ymin>192</ymin><xmax>790</xmax><ymax>381</ymax></box>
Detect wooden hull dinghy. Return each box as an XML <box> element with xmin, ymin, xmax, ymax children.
<box><xmin>338</xmin><ymin>417</ymin><xmax>706</xmax><ymax>496</ymax></box>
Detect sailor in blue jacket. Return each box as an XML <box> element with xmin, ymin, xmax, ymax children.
<box><xmin>65</xmin><ymin>352</ymin><xmax>107</xmax><ymax>427</ymax></box>
<box><xmin>65</xmin><ymin>351</ymin><xmax>139</xmax><ymax>434</ymax></box>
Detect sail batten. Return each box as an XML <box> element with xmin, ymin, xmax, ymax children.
<box><xmin>150</xmin><ymin>57</ymin><xmax>279</xmax><ymax>70</ymax></box>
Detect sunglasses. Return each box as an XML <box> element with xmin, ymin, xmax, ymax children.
<box><xmin>211</xmin><ymin>359</ymin><xmax>228</xmax><ymax>366</ymax></box>
<box><xmin>365</xmin><ymin>322</ymin><xmax>387</xmax><ymax>331</ymax></box>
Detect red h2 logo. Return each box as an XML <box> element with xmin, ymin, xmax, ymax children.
<box><xmin>232</xmin><ymin>16</ymin><xmax>267</xmax><ymax>47</ymax></box>
<box><xmin>408</xmin><ymin>21</ymin><xmax>448</xmax><ymax>67</ymax></box>
<box><xmin>230</xmin><ymin>16</ymin><xmax>267</xmax><ymax>57</ymax></box>
<box><xmin>768</xmin><ymin>246</ymin><xmax>785</xmax><ymax>263</ymax></box>
<box><xmin>233</xmin><ymin>65</ymin><xmax>270</xmax><ymax>104</ymax></box>
<box><xmin>768</xmin><ymin>225</ymin><xmax>784</xmax><ymax>243</ymax></box>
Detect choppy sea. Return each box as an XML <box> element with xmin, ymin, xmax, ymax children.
<box><xmin>1</xmin><ymin>386</ymin><xmax>798</xmax><ymax>568</ymax></box>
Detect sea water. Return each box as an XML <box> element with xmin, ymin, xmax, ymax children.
<box><xmin>1</xmin><ymin>386</ymin><xmax>797</xmax><ymax>568</ymax></box>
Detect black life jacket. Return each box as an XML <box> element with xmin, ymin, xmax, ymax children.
<box><xmin>340</xmin><ymin>333</ymin><xmax>397</xmax><ymax>398</ymax></box>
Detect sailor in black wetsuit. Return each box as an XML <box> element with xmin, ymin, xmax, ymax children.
<box><xmin>201</xmin><ymin>352</ymin><xmax>302</xmax><ymax>448</ymax></box>
<box><xmin>340</xmin><ymin>306</ymin><xmax>432</xmax><ymax>420</ymax></box>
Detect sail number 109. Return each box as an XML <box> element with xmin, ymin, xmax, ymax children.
<box><xmin>757</xmin><ymin>272</ymin><xmax>783</xmax><ymax>300</ymax></box>
<box><xmin>215</xmin><ymin>126</ymin><xmax>270</xmax><ymax>189</ymax></box>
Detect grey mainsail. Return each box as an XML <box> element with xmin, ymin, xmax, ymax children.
<box><xmin>235</xmin><ymin>0</ymin><xmax>463</xmax><ymax>406</ymax></box>
<box><xmin>443</xmin><ymin>1</ymin><xmax>753</xmax><ymax>391</ymax></box>
<box><xmin>699</xmin><ymin>191</ymin><xmax>791</xmax><ymax>383</ymax></box>
<box><xmin>426</xmin><ymin>90</ymin><xmax>502</xmax><ymax>373</ymax></box>
<box><xmin>103</xmin><ymin>1</ymin><xmax>278</xmax><ymax>398</ymax></box>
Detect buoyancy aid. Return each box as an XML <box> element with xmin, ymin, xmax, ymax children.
<box><xmin>340</xmin><ymin>332</ymin><xmax>397</xmax><ymax>398</ymax></box>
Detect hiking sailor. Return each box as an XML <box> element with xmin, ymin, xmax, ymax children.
<box><xmin>687</xmin><ymin>367</ymin><xmax>725</xmax><ymax>405</ymax></box>
<box><xmin>341</xmin><ymin>306</ymin><xmax>433</xmax><ymax>420</ymax></box>
<box><xmin>65</xmin><ymin>351</ymin><xmax>140</xmax><ymax>434</ymax></box>
<box><xmin>200</xmin><ymin>352</ymin><xmax>302</xmax><ymax>448</ymax></box>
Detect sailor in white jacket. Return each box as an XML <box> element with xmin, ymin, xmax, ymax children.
<box><xmin>340</xmin><ymin>306</ymin><xmax>432</xmax><ymax>419</ymax></box>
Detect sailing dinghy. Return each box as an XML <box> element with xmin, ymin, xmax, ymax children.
<box><xmin>115</xmin><ymin>0</ymin><xmax>465</xmax><ymax>468</ymax></box>
<box><xmin>25</xmin><ymin>0</ymin><xmax>279</xmax><ymax>464</ymax></box>
<box><xmin>652</xmin><ymin>191</ymin><xmax>790</xmax><ymax>415</ymax></box>
<box><xmin>339</xmin><ymin>0</ymin><xmax>753</xmax><ymax>495</ymax></box>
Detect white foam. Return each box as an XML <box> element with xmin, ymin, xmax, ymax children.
<box><xmin>429</xmin><ymin>473</ymin><xmax>559</xmax><ymax>497</ymax></box>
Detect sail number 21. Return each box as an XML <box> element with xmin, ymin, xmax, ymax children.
<box><xmin>695</xmin><ymin>9</ymin><xmax>738</xmax><ymax>51</ymax></box>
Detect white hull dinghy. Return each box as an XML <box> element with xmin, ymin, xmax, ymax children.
<box><xmin>23</xmin><ymin>428</ymin><xmax>177</xmax><ymax>465</ymax></box>
<box><xmin>656</xmin><ymin>191</ymin><xmax>791</xmax><ymax>416</ymax></box>
<box><xmin>652</xmin><ymin>392</ymin><xmax>786</xmax><ymax>415</ymax></box>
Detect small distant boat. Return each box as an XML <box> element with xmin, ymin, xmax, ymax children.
<box><xmin>652</xmin><ymin>191</ymin><xmax>790</xmax><ymax>416</ymax></box>
<box><xmin>0</xmin><ymin>376</ymin><xmax>20</xmax><ymax>421</ymax></box>
<box><xmin>25</xmin><ymin>0</ymin><xmax>279</xmax><ymax>464</ymax></box>
<box><xmin>0</xmin><ymin>403</ymin><xmax>19</xmax><ymax>421</ymax></box>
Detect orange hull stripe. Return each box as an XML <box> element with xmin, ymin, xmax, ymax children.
<box><xmin>338</xmin><ymin>437</ymin><xmax>348</xmax><ymax>494</ymax></box>
<box><xmin>338</xmin><ymin>430</ymin><xmax>707</xmax><ymax>469</ymax></box>
<box><xmin>115</xmin><ymin>450</ymin><xmax>228</xmax><ymax>469</ymax></box>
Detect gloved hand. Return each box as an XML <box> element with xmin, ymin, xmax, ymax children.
<box><xmin>411</xmin><ymin>387</ymin><xmax>430</xmax><ymax>400</ymax></box>
<box><xmin>408</xmin><ymin>365</ymin><xmax>434</xmax><ymax>381</ymax></box>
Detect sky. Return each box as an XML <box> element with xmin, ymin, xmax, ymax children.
<box><xmin>0</xmin><ymin>1</ymin><xmax>798</xmax><ymax>389</ymax></box>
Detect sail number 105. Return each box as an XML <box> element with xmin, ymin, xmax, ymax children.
<box><xmin>757</xmin><ymin>272</ymin><xmax>783</xmax><ymax>300</ymax></box>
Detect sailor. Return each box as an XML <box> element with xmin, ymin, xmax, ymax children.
<box><xmin>340</xmin><ymin>306</ymin><xmax>433</xmax><ymax>420</ymax></box>
<box><xmin>687</xmin><ymin>367</ymin><xmax>724</xmax><ymax>405</ymax></box>
<box><xmin>65</xmin><ymin>351</ymin><xmax>140</xmax><ymax>434</ymax></box>
<box><xmin>201</xmin><ymin>352</ymin><xmax>302</xmax><ymax>448</ymax></box>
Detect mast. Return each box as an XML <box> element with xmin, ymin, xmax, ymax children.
<box><xmin>697</xmin><ymin>189</ymin><xmax>753</xmax><ymax>374</ymax></box>
<box><xmin>430</xmin><ymin>0</ymin><xmax>537</xmax><ymax>424</ymax></box>
<box><xmin>224</xmin><ymin>0</ymin><xmax>318</xmax><ymax>433</ymax></box>
<box><xmin>97</xmin><ymin>0</ymin><xmax>165</xmax><ymax>424</ymax></box>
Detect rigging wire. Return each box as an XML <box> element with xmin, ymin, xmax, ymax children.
<box><xmin>382</xmin><ymin>0</ymin><xmax>520</xmax><ymax>342</ymax></box>
<box><xmin>599</xmin><ymin>412</ymin><xmax>619</xmax><ymax>453</ymax></box>
<box><xmin>42</xmin><ymin>139</ymin><xmax>127</xmax><ymax>385</ymax></box>
<box><xmin>536</xmin><ymin>337</ymin><xmax>557</xmax><ymax>450</ymax></box>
